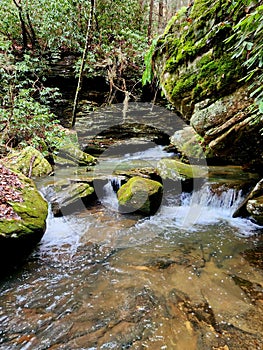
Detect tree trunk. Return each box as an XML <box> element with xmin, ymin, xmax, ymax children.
<box><xmin>147</xmin><ymin>0</ymin><xmax>154</xmax><ymax>43</ymax></box>
<box><xmin>158</xmin><ymin>0</ymin><xmax>164</xmax><ymax>32</ymax></box>
<box><xmin>13</xmin><ymin>0</ymin><xmax>28</xmax><ymax>50</ymax></box>
<box><xmin>71</xmin><ymin>0</ymin><xmax>95</xmax><ymax>128</ymax></box>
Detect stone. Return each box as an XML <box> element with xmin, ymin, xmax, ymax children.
<box><xmin>246</xmin><ymin>196</ymin><xmax>263</xmax><ymax>225</ymax></box>
<box><xmin>48</xmin><ymin>181</ymin><xmax>95</xmax><ymax>216</ymax></box>
<box><xmin>170</xmin><ymin>125</ymin><xmax>213</xmax><ymax>159</ymax></box>
<box><xmin>117</xmin><ymin>176</ymin><xmax>163</xmax><ymax>215</ymax></box>
<box><xmin>151</xmin><ymin>1</ymin><xmax>263</xmax><ymax>167</ymax></box>
<box><xmin>232</xmin><ymin>178</ymin><xmax>263</xmax><ymax>225</ymax></box>
<box><xmin>157</xmin><ymin>158</ymin><xmax>208</xmax><ymax>181</ymax></box>
<box><xmin>0</xmin><ymin>168</ymin><xmax>48</xmax><ymax>265</ymax></box>
<box><xmin>4</xmin><ymin>146</ymin><xmax>53</xmax><ymax>177</ymax></box>
<box><xmin>54</xmin><ymin>129</ymin><xmax>97</xmax><ymax>167</ymax></box>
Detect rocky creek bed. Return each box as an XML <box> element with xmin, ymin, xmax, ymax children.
<box><xmin>0</xmin><ymin>102</ymin><xmax>262</xmax><ymax>349</ymax></box>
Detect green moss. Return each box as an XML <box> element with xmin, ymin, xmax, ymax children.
<box><xmin>169</xmin><ymin>49</ymin><xmax>244</xmax><ymax>105</ymax></box>
<box><xmin>5</xmin><ymin>146</ymin><xmax>53</xmax><ymax>177</ymax></box>
<box><xmin>163</xmin><ymin>6</ymin><xmax>188</xmax><ymax>36</ymax></box>
<box><xmin>171</xmin><ymin>74</ymin><xmax>197</xmax><ymax>99</ymax></box>
<box><xmin>157</xmin><ymin>159</ymin><xmax>207</xmax><ymax>181</ymax></box>
<box><xmin>152</xmin><ymin>0</ymin><xmax>253</xmax><ymax>122</ymax></box>
<box><xmin>0</xmin><ymin>170</ymin><xmax>48</xmax><ymax>238</ymax></box>
<box><xmin>117</xmin><ymin>176</ymin><xmax>163</xmax><ymax>215</ymax></box>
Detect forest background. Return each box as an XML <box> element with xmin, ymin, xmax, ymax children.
<box><xmin>0</xmin><ymin>0</ymin><xmax>262</xmax><ymax>157</ymax></box>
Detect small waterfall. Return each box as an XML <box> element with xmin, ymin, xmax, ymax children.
<box><xmin>178</xmin><ymin>183</ymin><xmax>244</xmax><ymax>227</ymax></box>
<box><xmin>111</xmin><ymin>177</ymin><xmax>122</xmax><ymax>193</ymax></box>
<box><xmin>191</xmin><ymin>183</ymin><xmax>243</xmax><ymax>211</ymax></box>
<box><xmin>101</xmin><ymin>177</ymin><xmax>122</xmax><ymax>211</ymax></box>
<box><xmin>140</xmin><ymin>182</ymin><xmax>253</xmax><ymax>234</ymax></box>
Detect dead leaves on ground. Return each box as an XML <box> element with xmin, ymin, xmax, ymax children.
<box><xmin>0</xmin><ymin>164</ymin><xmax>24</xmax><ymax>220</ymax></box>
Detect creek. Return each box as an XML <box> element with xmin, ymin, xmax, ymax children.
<box><xmin>0</xmin><ymin>102</ymin><xmax>263</xmax><ymax>349</ymax></box>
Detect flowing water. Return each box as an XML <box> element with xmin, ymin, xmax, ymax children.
<box><xmin>1</xmin><ymin>104</ymin><xmax>263</xmax><ymax>349</ymax></box>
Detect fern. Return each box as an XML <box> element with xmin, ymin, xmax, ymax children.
<box><xmin>226</xmin><ymin>2</ymin><xmax>263</xmax><ymax>112</ymax></box>
<box><xmin>142</xmin><ymin>39</ymin><xmax>157</xmax><ymax>86</ymax></box>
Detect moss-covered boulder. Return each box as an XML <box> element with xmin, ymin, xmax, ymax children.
<box><xmin>151</xmin><ymin>0</ymin><xmax>263</xmax><ymax>166</ymax></box>
<box><xmin>47</xmin><ymin>181</ymin><xmax>95</xmax><ymax>216</ymax></box>
<box><xmin>54</xmin><ymin>143</ymin><xmax>97</xmax><ymax>167</ymax></box>
<box><xmin>0</xmin><ymin>166</ymin><xmax>48</xmax><ymax>265</ymax></box>
<box><xmin>157</xmin><ymin>158</ymin><xmax>208</xmax><ymax>181</ymax></box>
<box><xmin>4</xmin><ymin>146</ymin><xmax>53</xmax><ymax>177</ymax></box>
<box><xmin>54</xmin><ymin>129</ymin><xmax>97</xmax><ymax>167</ymax></box>
<box><xmin>170</xmin><ymin>126</ymin><xmax>213</xmax><ymax>159</ymax></box>
<box><xmin>117</xmin><ymin>176</ymin><xmax>163</xmax><ymax>215</ymax></box>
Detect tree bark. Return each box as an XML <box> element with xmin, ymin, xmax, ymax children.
<box><xmin>71</xmin><ymin>0</ymin><xmax>95</xmax><ymax>128</ymax></box>
<box><xmin>13</xmin><ymin>0</ymin><xmax>28</xmax><ymax>50</ymax></box>
<box><xmin>147</xmin><ymin>0</ymin><xmax>154</xmax><ymax>43</ymax></box>
<box><xmin>158</xmin><ymin>0</ymin><xmax>164</xmax><ymax>32</ymax></box>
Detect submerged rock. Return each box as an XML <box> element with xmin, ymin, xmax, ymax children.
<box><xmin>117</xmin><ymin>176</ymin><xmax>163</xmax><ymax>215</ymax></box>
<box><xmin>4</xmin><ymin>146</ymin><xmax>53</xmax><ymax>177</ymax></box>
<box><xmin>0</xmin><ymin>167</ymin><xmax>48</xmax><ymax>265</ymax></box>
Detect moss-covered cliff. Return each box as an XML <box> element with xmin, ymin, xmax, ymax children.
<box><xmin>151</xmin><ymin>0</ymin><xmax>263</xmax><ymax>169</ymax></box>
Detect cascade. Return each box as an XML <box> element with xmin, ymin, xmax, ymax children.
<box><xmin>191</xmin><ymin>183</ymin><xmax>243</xmax><ymax>211</ymax></box>
<box><xmin>111</xmin><ymin>177</ymin><xmax>122</xmax><ymax>192</ymax></box>
<box><xmin>101</xmin><ymin>177</ymin><xmax>121</xmax><ymax>211</ymax></box>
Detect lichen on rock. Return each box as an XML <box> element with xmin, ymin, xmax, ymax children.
<box><xmin>54</xmin><ymin>129</ymin><xmax>97</xmax><ymax>167</ymax></box>
<box><xmin>46</xmin><ymin>180</ymin><xmax>95</xmax><ymax>216</ymax></box>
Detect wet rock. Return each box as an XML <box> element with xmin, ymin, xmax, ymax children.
<box><xmin>157</xmin><ymin>158</ymin><xmax>208</xmax><ymax>181</ymax></box>
<box><xmin>0</xmin><ymin>168</ymin><xmax>48</xmax><ymax>265</ymax></box>
<box><xmin>114</xmin><ymin>166</ymin><xmax>162</xmax><ymax>183</ymax></box>
<box><xmin>117</xmin><ymin>176</ymin><xmax>163</xmax><ymax>215</ymax></box>
<box><xmin>247</xmin><ymin>196</ymin><xmax>263</xmax><ymax>225</ymax></box>
<box><xmin>233</xmin><ymin>178</ymin><xmax>263</xmax><ymax>224</ymax></box>
<box><xmin>4</xmin><ymin>146</ymin><xmax>53</xmax><ymax>177</ymax></box>
<box><xmin>54</xmin><ymin>141</ymin><xmax>97</xmax><ymax>167</ymax></box>
<box><xmin>48</xmin><ymin>181</ymin><xmax>95</xmax><ymax>216</ymax></box>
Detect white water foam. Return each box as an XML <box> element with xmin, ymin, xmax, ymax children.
<box><xmin>136</xmin><ymin>184</ymin><xmax>262</xmax><ymax>237</ymax></box>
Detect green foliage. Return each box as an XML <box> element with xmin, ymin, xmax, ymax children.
<box><xmin>0</xmin><ymin>0</ymin><xmax>153</xmax><ymax>156</ymax></box>
<box><xmin>142</xmin><ymin>39</ymin><xmax>157</xmax><ymax>86</ymax></box>
<box><xmin>0</xmin><ymin>0</ymin><xmax>148</xmax><ymax>76</ymax></box>
<box><xmin>0</xmin><ymin>49</ymin><xmax>65</xmax><ymax>156</ymax></box>
<box><xmin>226</xmin><ymin>2</ymin><xmax>263</xmax><ymax>111</ymax></box>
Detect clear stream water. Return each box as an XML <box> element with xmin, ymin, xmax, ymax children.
<box><xmin>1</xmin><ymin>155</ymin><xmax>263</xmax><ymax>350</ymax></box>
<box><xmin>1</xmin><ymin>104</ymin><xmax>263</xmax><ymax>349</ymax></box>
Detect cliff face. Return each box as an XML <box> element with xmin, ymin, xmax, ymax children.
<box><xmin>152</xmin><ymin>0</ymin><xmax>263</xmax><ymax>169</ymax></box>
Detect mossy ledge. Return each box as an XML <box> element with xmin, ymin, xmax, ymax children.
<box><xmin>150</xmin><ymin>0</ymin><xmax>263</xmax><ymax>167</ymax></box>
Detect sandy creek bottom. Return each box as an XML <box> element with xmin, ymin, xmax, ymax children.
<box><xmin>1</xmin><ymin>173</ymin><xmax>263</xmax><ymax>350</ymax></box>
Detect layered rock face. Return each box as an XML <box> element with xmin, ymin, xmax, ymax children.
<box><xmin>152</xmin><ymin>0</ymin><xmax>263</xmax><ymax>168</ymax></box>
